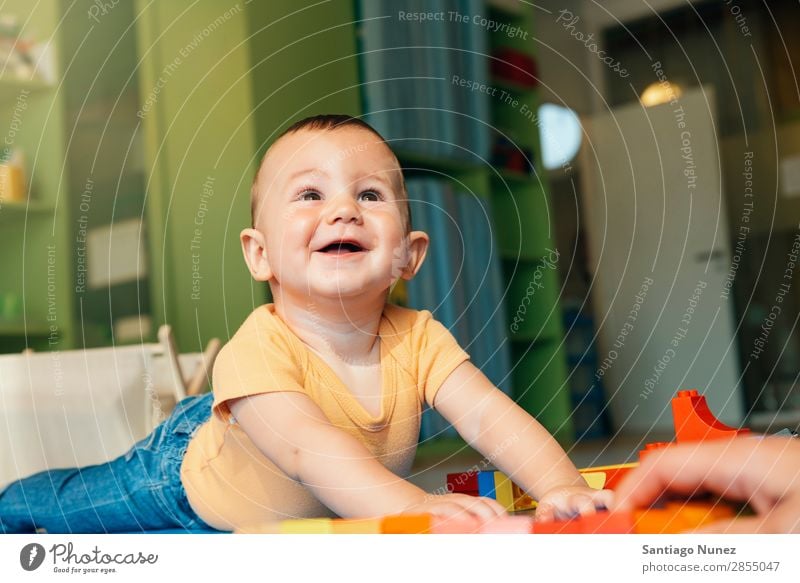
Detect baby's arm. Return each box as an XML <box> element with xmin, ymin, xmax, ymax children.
<box><xmin>434</xmin><ymin>360</ymin><xmax>612</xmax><ymax>520</ymax></box>
<box><xmin>229</xmin><ymin>391</ymin><xmax>504</xmax><ymax>519</ymax></box>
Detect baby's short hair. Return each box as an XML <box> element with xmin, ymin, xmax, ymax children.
<box><xmin>250</xmin><ymin>114</ymin><xmax>411</xmax><ymax>231</ymax></box>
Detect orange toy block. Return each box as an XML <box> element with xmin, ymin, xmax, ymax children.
<box><xmin>672</xmin><ymin>389</ymin><xmax>751</xmax><ymax>443</ymax></box>
<box><xmin>634</xmin><ymin>501</ymin><xmax>736</xmax><ymax>534</ymax></box>
<box><xmin>381</xmin><ymin>514</ymin><xmax>433</xmax><ymax>534</ymax></box>
<box><xmin>511</xmin><ymin>482</ymin><xmax>537</xmax><ymax>511</ymax></box>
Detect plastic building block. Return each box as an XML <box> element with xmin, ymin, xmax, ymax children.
<box><xmin>493</xmin><ymin>471</ymin><xmax>514</xmax><ymax>509</ymax></box>
<box><xmin>448</xmin><ymin>469</ymin><xmax>536</xmax><ymax>510</ymax></box>
<box><xmin>531</xmin><ymin>518</ymin><xmax>582</xmax><ymax>534</ymax></box>
<box><xmin>579</xmin><ymin>462</ymin><xmax>637</xmax><ymax>491</ymax></box>
<box><xmin>577</xmin><ymin>511</ymin><xmax>635</xmax><ymax>534</ymax></box>
<box><xmin>277</xmin><ymin>518</ymin><xmax>335</xmax><ymax>534</ymax></box>
<box><xmin>479</xmin><ymin>516</ymin><xmax>535</xmax><ymax>534</ymax></box>
<box><xmin>330</xmin><ymin>519</ymin><xmax>383</xmax><ymax>534</ymax></box>
<box><xmin>634</xmin><ymin>501</ymin><xmax>736</xmax><ymax>534</ymax></box>
<box><xmin>639</xmin><ymin>441</ymin><xmax>673</xmax><ymax>461</ymax></box>
<box><xmin>532</xmin><ymin>511</ymin><xmax>634</xmax><ymax>534</ymax></box>
<box><xmin>581</xmin><ymin>471</ymin><xmax>606</xmax><ymax>490</ymax></box>
<box><xmin>430</xmin><ymin>516</ymin><xmax>482</xmax><ymax>534</ymax></box>
<box><xmin>511</xmin><ymin>482</ymin><xmax>537</xmax><ymax>511</ymax></box>
<box><xmin>447</xmin><ymin>470</ymin><xmax>479</xmax><ymax>495</ymax></box>
<box><xmin>672</xmin><ymin>389</ymin><xmax>751</xmax><ymax>443</ymax></box>
<box><xmin>477</xmin><ymin>471</ymin><xmax>498</xmax><ymax>499</ymax></box>
<box><xmin>381</xmin><ymin>514</ymin><xmax>433</xmax><ymax>534</ymax></box>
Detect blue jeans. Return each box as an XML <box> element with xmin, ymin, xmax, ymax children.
<box><xmin>0</xmin><ymin>392</ymin><xmax>226</xmax><ymax>533</ymax></box>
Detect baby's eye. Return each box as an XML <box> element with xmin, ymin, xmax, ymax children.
<box><xmin>359</xmin><ymin>190</ymin><xmax>382</xmax><ymax>202</ymax></box>
<box><xmin>299</xmin><ymin>190</ymin><xmax>322</xmax><ymax>201</ymax></box>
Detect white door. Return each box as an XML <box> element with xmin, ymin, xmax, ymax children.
<box><xmin>579</xmin><ymin>86</ymin><xmax>743</xmax><ymax>435</ymax></box>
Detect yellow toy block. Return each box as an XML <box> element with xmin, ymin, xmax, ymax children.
<box><xmin>279</xmin><ymin>518</ymin><xmax>334</xmax><ymax>534</ymax></box>
<box><xmin>330</xmin><ymin>518</ymin><xmax>383</xmax><ymax>534</ymax></box>
<box><xmin>581</xmin><ymin>471</ymin><xmax>606</xmax><ymax>490</ymax></box>
<box><xmin>491</xmin><ymin>471</ymin><xmax>537</xmax><ymax>511</ymax></box>
<box><xmin>493</xmin><ymin>471</ymin><xmax>515</xmax><ymax>510</ymax></box>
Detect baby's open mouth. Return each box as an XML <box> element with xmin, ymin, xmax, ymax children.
<box><xmin>316</xmin><ymin>241</ymin><xmax>366</xmax><ymax>255</ymax></box>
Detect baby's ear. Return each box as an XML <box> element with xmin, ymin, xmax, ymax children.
<box><xmin>399</xmin><ymin>230</ymin><xmax>430</xmax><ymax>280</ymax></box>
<box><xmin>240</xmin><ymin>228</ymin><xmax>273</xmax><ymax>282</ymax></box>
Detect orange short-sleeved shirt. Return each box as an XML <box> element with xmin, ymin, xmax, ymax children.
<box><xmin>180</xmin><ymin>303</ymin><xmax>470</xmax><ymax>531</ymax></box>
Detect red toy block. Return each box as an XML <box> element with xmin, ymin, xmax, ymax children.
<box><xmin>531</xmin><ymin>519</ymin><xmax>582</xmax><ymax>534</ymax></box>
<box><xmin>430</xmin><ymin>516</ymin><xmax>482</xmax><ymax>534</ymax></box>
<box><xmin>577</xmin><ymin>511</ymin><xmax>635</xmax><ymax>534</ymax></box>
<box><xmin>672</xmin><ymin>389</ymin><xmax>750</xmax><ymax>443</ymax></box>
<box><xmin>479</xmin><ymin>516</ymin><xmax>535</xmax><ymax>534</ymax></box>
<box><xmin>447</xmin><ymin>470</ymin><xmax>479</xmax><ymax>495</ymax></box>
<box><xmin>533</xmin><ymin>511</ymin><xmax>634</xmax><ymax>534</ymax></box>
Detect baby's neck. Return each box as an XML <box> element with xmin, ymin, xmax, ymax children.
<box><xmin>273</xmin><ymin>293</ymin><xmax>386</xmax><ymax>366</ymax></box>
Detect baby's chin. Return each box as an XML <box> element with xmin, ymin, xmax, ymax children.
<box><xmin>301</xmin><ymin>276</ymin><xmax>392</xmax><ymax>302</ymax></box>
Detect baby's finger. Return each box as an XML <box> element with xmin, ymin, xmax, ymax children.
<box><xmin>427</xmin><ymin>502</ymin><xmax>472</xmax><ymax>519</ymax></box>
<box><xmin>590</xmin><ymin>488</ymin><xmax>615</xmax><ymax>511</ymax></box>
<box><xmin>477</xmin><ymin>496</ymin><xmax>508</xmax><ymax>517</ymax></box>
<box><xmin>571</xmin><ymin>494</ymin><xmax>597</xmax><ymax>517</ymax></box>
<box><xmin>534</xmin><ymin>502</ymin><xmax>555</xmax><ymax>523</ymax></box>
<box><xmin>460</xmin><ymin>497</ymin><xmax>506</xmax><ymax>521</ymax></box>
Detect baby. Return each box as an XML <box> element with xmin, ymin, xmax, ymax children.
<box><xmin>0</xmin><ymin>114</ymin><xmax>610</xmax><ymax>534</ymax></box>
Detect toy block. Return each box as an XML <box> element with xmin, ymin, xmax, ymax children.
<box><xmin>531</xmin><ymin>518</ymin><xmax>582</xmax><ymax>534</ymax></box>
<box><xmin>581</xmin><ymin>471</ymin><xmax>606</xmax><ymax>490</ymax></box>
<box><xmin>430</xmin><ymin>516</ymin><xmax>482</xmax><ymax>534</ymax></box>
<box><xmin>494</xmin><ymin>471</ymin><xmax>515</xmax><ymax>510</ymax></box>
<box><xmin>533</xmin><ymin>511</ymin><xmax>634</xmax><ymax>534</ymax></box>
<box><xmin>511</xmin><ymin>482</ymin><xmax>537</xmax><ymax>511</ymax></box>
<box><xmin>602</xmin><ymin>466</ymin><xmax>636</xmax><ymax>490</ymax></box>
<box><xmin>639</xmin><ymin>441</ymin><xmax>673</xmax><ymax>461</ymax></box>
<box><xmin>330</xmin><ymin>518</ymin><xmax>383</xmax><ymax>534</ymax></box>
<box><xmin>479</xmin><ymin>516</ymin><xmax>535</xmax><ymax>534</ymax></box>
<box><xmin>478</xmin><ymin>471</ymin><xmax>498</xmax><ymax>498</ymax></box>
<box><xmin>672</xmin><ymin>389</ymin><xmax>751</xmax><ymax>443</ymax></box>
<box><xmin>381</xmin><ymin>514</ymin><xmax>433</xmax><ymax>534</ymax></box>
<box><xmin>634</xmin><ymin>501</ymin><xmax>735</xmax><ymax>534</ymax></box>
<box><xmin>278</xmin><ymin>518</ymin><xmax>334</xmax><ymax>534</ymax></box>
<box><xmin>447</xmin><ymin>470</ymin><xmax>479</xmax><ymax>495</ymax></box>
<box><xmin>577</xmin><ymin>511</ymin><xmax>635</xmax><ymax>534</ymax></box>
<box><xmin>579</xmin><ymin>462</ymin><xmax>637</xmax><ymax>491</ymax></box>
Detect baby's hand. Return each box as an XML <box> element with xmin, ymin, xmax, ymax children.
<box><xmin>402</xmin><ymin>493</ymin><xmax>506</xmax><ymax>522</ymax></box>
<box><xmin>534</xmin><ymin>486</ymin><xmax>615</xmax><ymax>522</ymax></box>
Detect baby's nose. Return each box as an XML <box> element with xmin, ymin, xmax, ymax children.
<box><xmin>325</xmin><ymin>195</ymin><xmax>362</xmax><ymax>224</ymax></box>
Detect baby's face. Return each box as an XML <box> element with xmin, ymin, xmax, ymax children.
<box><xmin>252</xmin><ymin>127</ymin><xmax>414</xmax><ymax>301</ymax></box>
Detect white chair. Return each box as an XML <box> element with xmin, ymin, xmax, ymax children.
<box><xmin>0</xmin><ymin>326</ymin><xmax>220</xmax><ymax>489</ymax></box>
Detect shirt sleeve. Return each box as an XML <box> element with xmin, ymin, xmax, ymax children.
<box><xmin>210</xmin><ymin>331</ymin><xmax>307</xmax><ymax>423</ymax></box>
<box><xmin>415</xmin><ymin>311</ymin><xmax>471</xmax><ymax>407</ymax></box>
